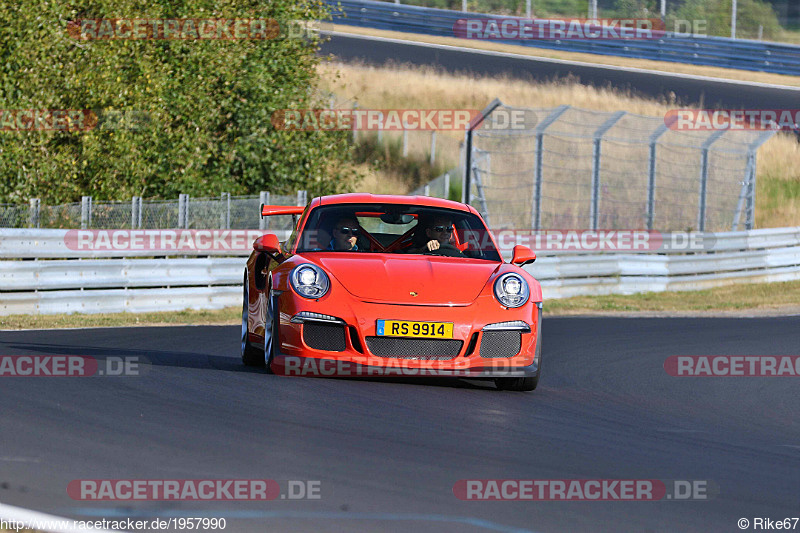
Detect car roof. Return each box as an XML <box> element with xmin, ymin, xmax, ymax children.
<box><xmin>316</xmin><ymin>193</ymin><xmax>477</xmax><ymax>214</ymax></box>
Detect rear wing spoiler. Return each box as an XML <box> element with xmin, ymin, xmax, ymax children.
<box><xmin>261</xmin><ymin>204</ymin><xmax>305</xmax><ymax>217</ymax></box>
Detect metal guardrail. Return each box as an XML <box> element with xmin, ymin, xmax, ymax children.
<box><xmin>0</xmin><ymin>229</ymin><xmax>292</xmax><ymax>259</ymax></box>
<box><xmin>2</xmin><ymin>227</ymin><xmax>800</xmax><ymax>314</ymax></box>
<box><xmin>326</xmin><ymin>0</ymin><xmax>800</xmax><ymax>77</ymax></box>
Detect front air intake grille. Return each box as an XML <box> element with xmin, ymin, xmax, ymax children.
<box><xmin>303</xmin><ymin>323</ymin><xmax>346</xmax><ymax>352</ymax></box>
<box><xmin>479</xmin><ymin>331</ymin><xmax>522</xmax><ymax>358</ymax></box>
<box><xmin>365</xmin><ymin>337</ymin><xmax>463</xmax><ymax>360</ymax></box>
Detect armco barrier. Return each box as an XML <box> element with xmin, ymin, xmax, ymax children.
<box><xmin>1</xmin><ymin>227</ymin><xmax>800</xmax><ymax>315</ymax></box>
<box><xmin>325</xmin><ymin>0</ymin><xmax>800</xmax><ymax>77</ymax></box>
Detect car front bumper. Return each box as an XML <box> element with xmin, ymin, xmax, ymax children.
<box><xmin>269</xmin><ymin>293</ymin><xmax>542</xmax><ymax>378</ymax></box>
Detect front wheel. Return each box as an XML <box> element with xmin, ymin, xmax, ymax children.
<box><xmin>263</xmin><ymin>288</ymin><xmax>278</xmax><ymax>374</ymax></box>
<box><xmin>242</xmin><ymin>276</ymin><xmax>264</xmax><ymax>367</ymax></box>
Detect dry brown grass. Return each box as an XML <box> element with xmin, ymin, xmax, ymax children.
<box><xmin>546</xmin><ymin>279</ymin><xmax>800</xmax><ymax>315</ymax></box>
<box><xmin>319</xmin><ymin>61</ymin><xmax>800</xmax><ymax>228</ymax></box>
<box><xmin>318</xmin><ymin>61</ymin><xmax>675</xmax><ymax>114</ymax></box>
<box><xmin>0</xmin><ymin>307</ymin><xmax>240</xmax><ymax>330</ymax></box>
<box><xmin>328</xmin><ymin>23</ymin><xmax>800</xmax><ymax>88</ymax></box>
<box><xmin>354</xmin><ymin>162</ymin><xmax>414</xmax><ymax>195</ymax></box>
<box><xmin>756</xmin><ymin>134</ymin><xmax>800</xmax><ymax>228</ymax></box>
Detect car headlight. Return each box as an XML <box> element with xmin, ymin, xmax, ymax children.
<box><xmin>290</xmin><ymin>264</ymin><xmax>330</xmax><ymax>299</ymax></box>
<box><xmin>493</xmin><ymin>273</ymin><xmax>529</xmax><ymax>308</ymax></box>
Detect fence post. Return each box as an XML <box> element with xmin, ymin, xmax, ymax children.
<box><xmin>733</xmin><ymin>155</ymin><xmax>753</xmax><ymax>231</ymax></box>
<box><xmin>131</xmin><ymin>197</ymin><xmax>136</xmax><ymax>229</ymax></box>
<box><xmin>402</xmin><ymin>128</ymin><xmax>409</xmax><ymax>157</ymax></box>
<box><xmin>259</xmin><ymin>191</ymin><xmax>270</xmax><ymax>230</ymax></box>
<box><xmin>531</xmin><ymin>105</ymin><xmax>570</xmax><ymax>230</ymax></box>
<box><xmin>647</xmin><ymin>124</ymin><xmax>669</xmax><ymax>230</ymax></box>
<box><xmin>81</xmin><ymin>196</ymin><xmax>92</xmax><ymax>229</ymax></box>
<box><xmin>698</xmin><ymin>130</ymin><xmax>726</xmax><ymax>231</ymax></box>
<box><xmin>590</xmin><ymin>111</ymin><xmax>625</xmax><ymax>230</ymax></box>
<box><xmin>29</xmin><ymin>198</ymin><xmax>40</xmax><ymax>229</ymax></box>
<box><xmin>741</xmin><ymin>130</ymin><xmax>775</xmax><ymax>230</ymax></box>
<box><xmin>132</xmin><ymin>196</ymin><xmax>143</xmax><ymax>229</ymax></box>
<box><xmin>461</xmin><ymin>133</ymin><xmax>467</xmax><ymax>203</ymax></box>
<box><xmin>297</xmin><ymin>190</ymin><xmax>307</xmax><ymax>206</ymax></box>
<box><xmin>745</xmin><ymin>151</ymin><xmax>757</xmax><ymax>230</ymax></box>
<box><xmin>424</xmin><ymin>184</ymin><xmax>430</xmax><ymax>196</ymax></box>
<box><xmin>464</xmin><ymin>98</ymin><xmax>503</xmax><ymax>206</ymax></box>
<box><xmin>444</xmin><ymin>172</ymin><xmax>450</xmax><ymax>200</ymax></box>
<box><xmin>430</xmin><ymin>130</ymin><xmax>436</xmax><ymax>165</ymax></box>
<box><xmin>220</xmin><ymin>192</ymin><xmax>231</xmax><ymax>229</ymax></box>
<box><xmin>178</xmin><ymin>193</ymin><xmax>189</xmax><ymax>229</ymax></box>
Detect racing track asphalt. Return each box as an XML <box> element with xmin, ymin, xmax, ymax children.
<box><xmin>1</xmin><ymin>316</ymin><xmax>799</xmax><ymax>532</ymax></box>
<box><xmin>320</xmin><ymin>32</ymin><xmax>800</xmax><ymax>109</ymax></box>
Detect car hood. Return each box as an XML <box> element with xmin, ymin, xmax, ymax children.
<box><xmin>312</xmin><ymin>254</ymin><xmax>502</xmax><ymax>305</ymax></box>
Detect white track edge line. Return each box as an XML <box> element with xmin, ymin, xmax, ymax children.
<box><xmin>0</xmin><ymin>502</ymin><xmax>123</xmax><ymax>533</ymax></box>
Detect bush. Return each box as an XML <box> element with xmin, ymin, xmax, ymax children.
<box><xmin>0</xmin><ymin>0</ymin><xmax>359</xmax><ymax>203</ymax></box>
<box><xmin>672</xmin><ymin>0</ymin><xmax>782</xmax><ymax>39</ymax></box>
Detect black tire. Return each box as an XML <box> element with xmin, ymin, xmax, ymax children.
<box><xmin>263</xmin><ymin>287</ymin><xmax>278</xmax><ymax>374</ymax></box>
<box><xmin>495</xmin><ymin>317</ymin><xmax>541</xmax><ymax>392</ymax></box>
<box><xmin>241</xmin><ymin>275</ymin><xmax>264</xmax><ymax>367</ymax></box>
<box><xmin>495</xmin><ymin>375</ymin><xmax>539</xmax><ymax>392</ymax></box>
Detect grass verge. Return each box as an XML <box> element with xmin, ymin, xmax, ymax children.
<box><xmin>0</xmin><ymin>307</ymin><xmax>240</xmax><ymax>330</ymax></box>
<box><xmin>546</xmin><ymin>279</ymin><xmax>800</xmax><ymax>315</ymax></box>
<box><xmin>2</xmin><ymin>280</ymin><xmax>800</xmax><ymax>330</ymax></box>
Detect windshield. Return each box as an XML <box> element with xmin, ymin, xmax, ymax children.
<box><xmin>295</xmin><ymin>203</ymin><xmax>502</xmax><ymax>262</ymax></box>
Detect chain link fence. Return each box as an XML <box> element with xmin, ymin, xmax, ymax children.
<box><xmin>0</xmin><ymin>191</ymin><xmax>307</xmax><ymax>230</ymax></box>
<box><xmin>466</xmin><ymin>103</ymin><xmax>776</xmax><ymax>231</ymax></box>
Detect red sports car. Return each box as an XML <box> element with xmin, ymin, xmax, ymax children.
<box><xmin>241</xmin><ymin>193</ymin><xmax>542</xmax><ymax>391</ymax></box>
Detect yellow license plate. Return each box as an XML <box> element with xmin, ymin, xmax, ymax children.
<box><xmin>376</xmin><ymin>320</ymin><xmax>454</xmax><ymax>338</ymax></box>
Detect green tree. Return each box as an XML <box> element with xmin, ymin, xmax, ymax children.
<box><xmin>0</xmin><ymin>0</ymin><xmax>358</xmax><ymax>203</ymax></box>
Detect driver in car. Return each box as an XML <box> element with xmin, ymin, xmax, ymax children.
<box><xmin>410</xmin><ymin>216</ymin><xmax>463</xmax><ymax>256</ymax></box>
<box><xmin>327</xmin><ymin>217</ymin><xmax>361</xmax><ymax>251</ymax></box>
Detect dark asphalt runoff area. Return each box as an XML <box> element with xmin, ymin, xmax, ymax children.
<box><xmin>1</xmin><ymin>317</ymin><xmax>799</xmax><ymax>532</ymax></box>
<box><xmin>320</xmin><ymin>32</ymin><xmax>800</xmax><ymax>109</ymax></box>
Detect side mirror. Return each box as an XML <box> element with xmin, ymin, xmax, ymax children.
<box><xmin>511</xmin><ymin>245</ymin><xmax>536</xmax><ymax>266</ymax></box>
<box><xmin>253</xmin><ymin>234</ymin><xmax>281</xmax><ymax>255</ymax></box>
